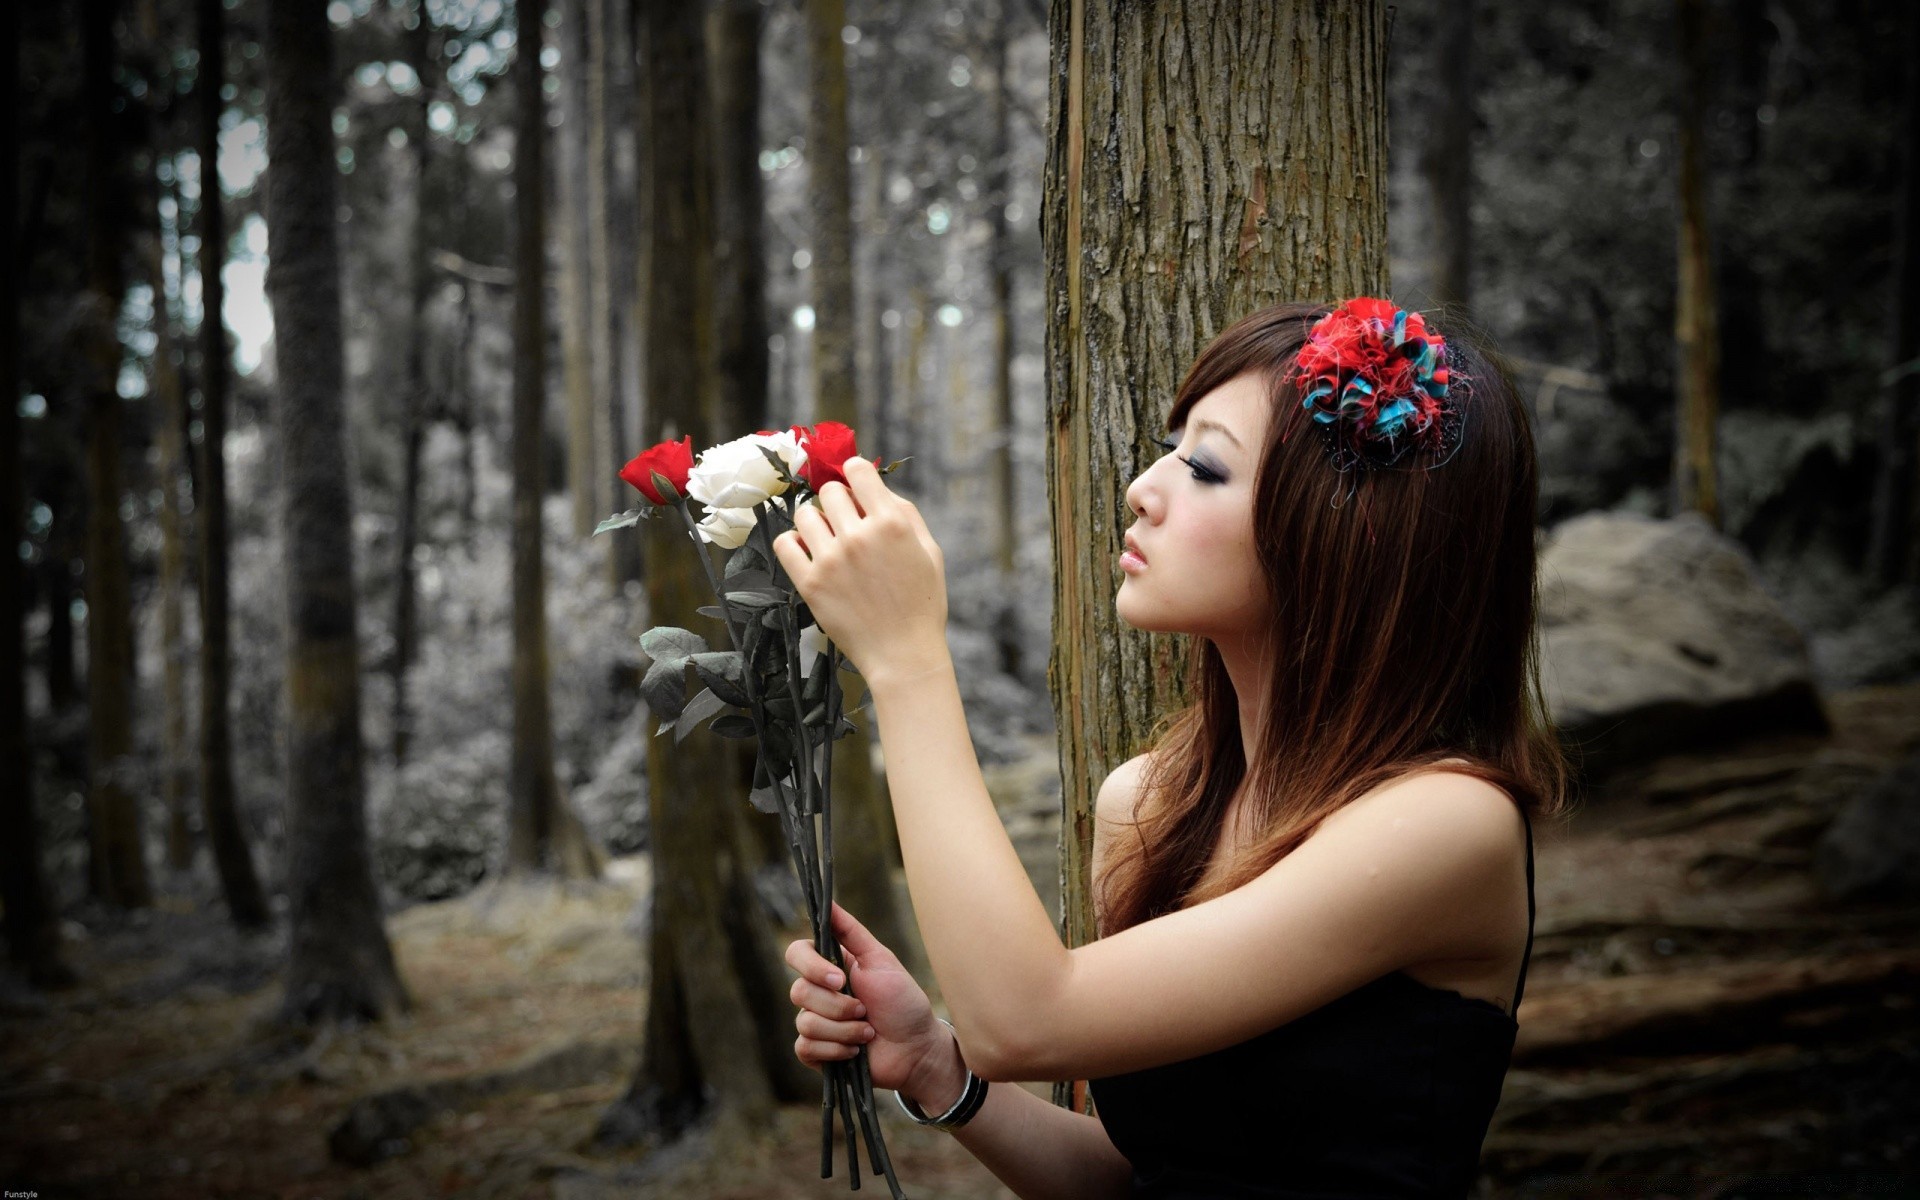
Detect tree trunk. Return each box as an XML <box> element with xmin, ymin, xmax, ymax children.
<box><xmin>600</xmin><ymin>0</ymin><xmax>813</xmax><ymax>1147</ymax></box>
<box><xmin>589</xmin><ymin>0</ymin><xmax>640</xmax><ymax>589</ymax></box>
<box><xmin>1868</xmin><ymin>7</ymin><xmax>1920</xmax><ymax>586</ymax></box>
<box><xmin>1420</xmin><ymin>0</ymin><xmax>1474</xmax><ymax>310</ymax></box>
<box><xmin>2</xmin><ymin>0</ymin><xmax>73</xmax><ymax>985</ymax></box>
<box><xmin>81</xmin><ymin>0</ymin><xmax>152</xmax><ymax>911</ymax></box>
<box><xmin>390</xmin><ymin>2</ymin><xmax>437</xmax><ymax>767</ymax></box>
<box><xmin>1672</xmin><ymin>0</ymin><xmax>1721</xmax><ymax>526</ymax></box>
<box><xmin>803</xmin><ymin>0</ymin><xmax>915</xmax><ymax>967</ymax></box>
<box><xmin>505</xmin><ymin>0</ymin><xmax>601</xmax><ymax>881</ymax></box>
<box><xmin>263</xmin><ymin>0</ymin><xmax>407</xmax><ymax>1025</ymax></box>
<box><xmin>558</xmin><ymin>0</ymin><xmax>598</xmax><ymax>537</ymax></box>
<box><xmin>147</xmin><ymin>158</ymin><xmax>196</xmax><ymax>873</ymax></box>
<box><xmin>1042</xmin><ymin>0</ymin><xmax>1390</xmax><ymax>1110</ymax></box>
<box><xmin>195</xmin><ymin>0</ymin><xmax>271</xmax><ymax>930</ymax></box>
<box><xmin>986</xmin><ymin>4</ymin><xmax>1023</xmax><ymax>681</ymax></box>
<box><xmin>709</xmin><ymin>0</ymin><xmax>768</xmax><ymax>442</ymax></box>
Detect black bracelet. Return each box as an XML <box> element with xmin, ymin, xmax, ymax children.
<box><xmin>894</xmin><ymin>1018</ymin><xmax>989</xmax><ymax>1130</ymax></box>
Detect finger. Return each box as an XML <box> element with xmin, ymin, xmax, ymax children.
<box><xmin>785</xmin><ymin>938</ymin><xmax>848</xmax><ymax>990</ymax></box>
<box><xmin>797</xmin><ymin>1009</ymin><xmax>877</xmax><ymax>1046</ymax></box>
<box><xmin>830</xmin><ymin>901</ymin><xmax>893</xmax><ymax>963</ymax></box>
<box><xmin>790</xmin><ymin>974</ymin><xmax>867</xmax><ymax>1020</ymax></box>
<box><xmin>771</xmin><ymin>528</ymin><xmax>811</xmax><ymax>573</ymax></box>
<box><xmin>796</xmin><ymin>1034</ymin><xmax>861</xmax><ymax>1066</ymax></box>
<box><xmin>815</xmin><ymin>478</ymin><xmax>864</xmax><ymax>529</ymax></box>
<box><xmin>842</xmin><ymin>454</ymin><xmax>894</xmax><ymax>512</ymax></box>
<box><xmin>791</xmin><ymin>497</ymin><xmax>833</xmax><ymax>546</ymax></box>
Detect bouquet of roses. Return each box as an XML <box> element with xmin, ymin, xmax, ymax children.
<box><xmin>598</xmin><ymin>421</ymin><xmax>909</xmax><ymax>1197</ymax></box>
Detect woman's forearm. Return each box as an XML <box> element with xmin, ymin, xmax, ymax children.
<box><xmin>901</xmin><ymin>1038</ymin><xmax>1134</xmax><ymax>1200</ymax></box>
<box><xmin>866</xmin><ymin>649</ymin><xmax>1072</xmax><ymax>1074</ymax></box>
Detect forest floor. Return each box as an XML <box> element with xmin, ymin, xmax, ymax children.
<box><xmin>2</xmin><ymin>682</ymin><xmax>1918</xmax><ymax>1199</ymax></box>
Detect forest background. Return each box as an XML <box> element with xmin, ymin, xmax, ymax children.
<box><xmin>4</xmin><ymin>0</ymin><xmax>1918</xmax><ymax>1196</ymax></box>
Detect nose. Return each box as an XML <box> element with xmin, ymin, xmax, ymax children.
<box><xmin>1125</xmin><ymin>458</ymin><xmax>1161</xmax><ymax>523</ymax></box>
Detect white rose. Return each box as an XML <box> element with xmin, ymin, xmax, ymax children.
<box><xmin>695</xmin><ymin>505</ymin><xmax>758</xmax><ymax>549</ymax></box>
<box><xmin>688</xmin><ymin>432</ymin><xmax>808</xmax><ymax>510</ymax></box>
<box><xmin>798</xmin><ymin>622</ymin><xmax>829</xmax><ymax>674</ymax></box>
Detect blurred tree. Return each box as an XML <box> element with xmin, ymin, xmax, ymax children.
<box><xmin>558</xmin><ymin>0</ymin><xmax>598</xmax><ymax>539</ymax></box>
<box><xmin>1421</xmin><ymin>0</ymin><xmax>1475</xmax><ymax>311</ymax></box>
<box><xmin>803</xmin><ymin>0</ymin><xmax>916</xmax><ymax>974</ymax></box>
<box><xmin>2</xmin><ymin>0</ymin><xmax>73</xmax><ymax>987</ymax></box>
<box><xmin>389</xmin><ymin>0</ymin><xmax>440</xmax><ymax>768</ymax></box>
<box><xmin>985</xmin><ymin>0</ymin><xmax>1021</xmax><ymax>680</ymax></box>
<box><xmin>599</xmin><ymin>0</ymin><xmax>813</xmax><ymax>1149</ymax></box>
<box><xmin>504</xmin><ymin>0</ymin><xmax>599</xmax><ymax>880</ymax></box>
<box><xmin>194</xmin><ymin>0</ymin><xmax>270</xmax><ymax>930</ymax></box>
<box><xmin>264</xmin><ymin>0</ymin><xmax>407</xmax><ymax>1023</ymax></box>
<box><xmin>81</xmin><ymin>0</ymin><xmax>151</xmax><ymax>910</ymax></box>
<box><xmin>1043</xmin><ymin>0</ymin><xmax>1389</xmax><ymax>1110</ymax></box>
<box><xmin>590</xmin><ymin>0</ymin><xmax>640</xmax><ymax>589</ymax></box>
<box><xmin>1673</xmin><ymin>0</ymin><xmax>1721</xmax><ymax>525</ymax></box>
<box><xmin>1869</xmin><ymin>7</ymin><xmax>1920</xmax><ymax>587</ymax></box>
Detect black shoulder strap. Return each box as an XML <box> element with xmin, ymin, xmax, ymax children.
<box><xmin>1511</xmin><ymin>806</ymin><xmax>1536</xmax><ymax>1014</ymax></box>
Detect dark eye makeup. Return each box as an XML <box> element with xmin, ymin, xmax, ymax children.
<box><xmin>1155</xmin><ymin>433</ymin><xmax>1225</xmax><ymax>484</ymax></box>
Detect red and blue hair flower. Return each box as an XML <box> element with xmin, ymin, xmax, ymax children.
<box><xmin>1291</xmin><ymin>298</ymin><xmax>1465</xmax><ymax>471</ymax></box>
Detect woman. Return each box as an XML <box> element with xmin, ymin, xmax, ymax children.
<box><xmin>771</xmin><ymin>299</ymin><xmax>1570</xmax><ymax>1198</ymax></box>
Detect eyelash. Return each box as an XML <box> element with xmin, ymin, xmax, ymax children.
<box><xmin>1155</xmin><ymin>435</ymin><xmax>1224</xmax><ymax>484</ymax></box>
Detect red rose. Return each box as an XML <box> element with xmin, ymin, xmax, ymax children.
<box><xmin>619</xmin><ymin>435</ymin><xmax>695</xmax><ymax>505</ymax></box>
<box><xmin>796</xmin><ymin>421</ymin><xmax>876</xmax><ymax>491</ymax></box>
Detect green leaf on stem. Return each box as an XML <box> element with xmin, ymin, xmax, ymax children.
<box><xmin>725</xmin><ymin>539</ymin><xmax>768</xmax><ymax>577</ymax></box>
<box><xmin>747</xmin><ymin>785</ymin><xmax>782</xmax><ymax>814</ymax></box>
<box><xmin>666</xmin><ymin>686</ymin><xmax>729</xmax><ymax>741</ymax></box>
<box><xmin>722</xmin><ymin>568</ymin><xmax>774</xmax><ymax>592</ymax></box>
<box><xmin>639</xmin><ymin>626</ymin><xmax>710</xmax><ymax>665</ymax></box>
<box><xmin>710</xmin><ymin>714</ymin><xmax>758</xmax><ymax>739</ymax></box>
<box><xmin>641</xmin><ymin>658</ymin><xmax>689</xmax><ymax>722</ymax></box>
<box><xmin>690</xmin><ymin>651</ymin><xmax>752</xmax><ymax>707</ymax></box>
<box><xmin>594</xmin><ymin>509</ymin><xmax>647</xmax><ymax>536</ymax></box>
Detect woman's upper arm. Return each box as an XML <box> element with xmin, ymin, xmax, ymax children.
<box><xmin>1003</xmin><ymin>772</ymin><xmax>1523</xmax><ymax>1082</ymax></box>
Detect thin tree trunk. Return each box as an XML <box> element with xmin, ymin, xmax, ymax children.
<box><xmin>148</xmin><ymin>165</ymin><xmax>197</xmax><ymax>873</ymax></box>
<box><xmin>1673</xmin><ymin>0</ymin><xmax>1721</xmax><ymax>526</ymax></box>
<box><xmin>600</xmin><ymin>0</ymin><xmax>811</xmax><ymax>1147</ymax></box>
<box><xmin>1868</xmin><ymin>7</ymin><xmax>1920</xmax><ymax>586</ymax></box>
<box><xmin>986</xmin><ymin>4</ymin><xmax>1022</xmax><ymax>681</ymax></box>
<box><xmin>195</xmin><ymin>0</ymin><xmax>270</xmax><ymax>929</ymax></box>
<box><xmin>1042</xmin><ymin>0</ymin><xmax>1389</xmax><ymax>1110</ymax></box>
<box><xmin>1421</xmin><ymin>0</ymin><xmax>1474</xmax><ymax>310</ymax></box>
<box><xmin>559</xmin><ymin>0</ymin><xmax>598</xmax><ymax>538</ymax></box>
<box><xmin>390</xmin><ymin>3</ymin><xmax>437</xmax><ymax>767</ymax></box>
<box><xmin>81</xmin><ymin>0</ymin><xmax>152</xmax><ymax>910</ymax></box>
<box><xmin>589</xmin><ymin>0</ymin><xmax>639</xmax><ymax>588</ymax></box>
<box><xmin>803</xmin><ymin>0</ymin><xmax>915</xmax><ymax>965</ymax></box>
<box><xmin>264</xmin><ymin>0</ymin><xmax>406</xmax><ymax>1024</ymax></box>
<box><xmin>709</xmin><ymin>0</ymin><xmax>768</xmax><ymax>442</ymax></box>
<box><xmin>505</xmin><ymin>0</ymin><xmax>600</xmax><ymax>881</ymax></box>
<box><xmin>2</xmin><ymin>0</ymin><xmax>73</xmax><ymax>985</ymax></box>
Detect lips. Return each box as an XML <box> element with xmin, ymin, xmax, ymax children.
<box><xmin>1123</xmin><ymin>534</ymin><xmax>1147</xmax><ymax>565</ymax></box>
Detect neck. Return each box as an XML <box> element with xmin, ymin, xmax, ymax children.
<box><xmin>1210</xmin><ymin>629</ymin><xmax>1273</xmax><ymax>768</ymax></box>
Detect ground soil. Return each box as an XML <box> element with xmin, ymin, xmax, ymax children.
<box><xmin>3</xmin><ymin>683</ymin><xmax>1917</xmax><ymax>1199</ymax></box>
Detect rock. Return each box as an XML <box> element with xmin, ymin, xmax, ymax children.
<box><xmin>1539</xmin><ymin>511</ymin><xmax>1829</xmax><ymax>778</ymax></box>
<box><xmin>1814</xmin><ymin>749</ymin><xmax>1920</xmax><ymax>902</ymax></box>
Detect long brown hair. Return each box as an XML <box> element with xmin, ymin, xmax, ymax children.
<box><xmin>1097</xmin><ymin>301</ymin><xmax>1573</xmax><ymax>937</ymax></box>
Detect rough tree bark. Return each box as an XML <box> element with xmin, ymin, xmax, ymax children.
<box><xmin>1042</xmin><ymin>0</ymin><xmax>1390</xmax><ymax>1110</ymax></box>
<box><xmin>81</xmin><ymin>0</ymin><xmax>152</xmax><ymax>910</ymax></box>
<box><xmin>803</xmin><ymin>0</ymin><xmax>916</xmax><ymax>966</ymax></box>
<box><xmin>1672</xmin><ymin>0</ymin><xmax>1721</xmax><ymax>526</ymax></box>
<box><xmin>263</xmin><ymin>0</ymin><xmax>406</xmax><ymax>1024</ymax></box>
<box><xmin>598</xmin><ymin>0</ymin><xmax>813</xmax><ymax>1148</ymax></box>
<box><xmin>986</xmin><ymin>1</ymin><xmax>1023</xmax><ymax>681</ymax></box>
<box><xmin>504</xmin><ymin>0</ymin><xmax>600</xmax><ymax>880</ymax></box>
<box><xmin>194</xmin><ymin>0</ymin><xmax>270</xmax><ymax>930</ymax></box>
<box><xmin>2</xmin><ymin>0</ymin><xmax>73</xmax><ymax>985</ymax></box>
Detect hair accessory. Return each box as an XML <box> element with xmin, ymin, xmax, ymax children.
<box><xmin>1292</xmin><ymin>297</ymin><xmax>1466</xmax><ymax>472</ymax></box>
<box><xmin>894</xmin><ymin>1018</ymin><xmax>989</xmax><ymax>1130</ymax></box>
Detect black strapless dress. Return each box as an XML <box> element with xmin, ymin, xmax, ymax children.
<box><xmin>1088</xmin><ymin>808</ymin><xmax>1535</xmax><ymax>1199</ymax></box>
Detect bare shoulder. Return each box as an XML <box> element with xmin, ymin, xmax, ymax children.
<box><xmin>1094</xmin><ymin>751</ymin><xmax>1155</xmax><ymax>825</ymax></box>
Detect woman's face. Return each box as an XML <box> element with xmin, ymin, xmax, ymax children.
<box><xmin>1117</xmin><ymin>371</ymin><xmax>1271</xmax><ymax>641</ymax></box>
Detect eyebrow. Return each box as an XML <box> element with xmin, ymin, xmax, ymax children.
<box><xmin>1181</xmin><ymin>417</ymin><xmax>1243</xmax><ymax>450</ymax></box>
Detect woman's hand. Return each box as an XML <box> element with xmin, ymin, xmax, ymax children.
<box><xmin>787</xmin><ymin>902</ymin><xmax>954</xmax><ymax>1101</ymax></box>
<box><xmin>770</xmin><ymin>457</ymin><xmax>949</xmax><ymax>688</ymax></box>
